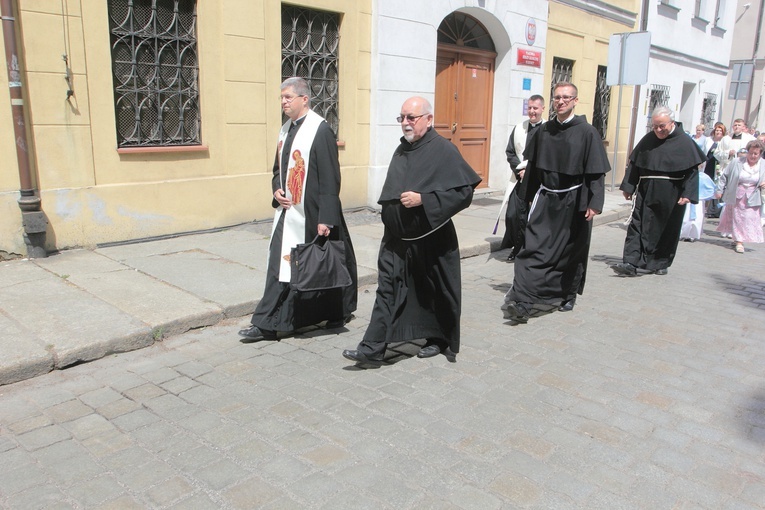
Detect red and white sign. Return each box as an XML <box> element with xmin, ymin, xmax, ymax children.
<box><xmin>517</xmin><ymin>49</ymin><xmax>541</xmax><ymax>68</ymax></box>
<box><xmin>526</xmin><ymin>18</ymin><xmax>537</xmax><ymax>46</ymax></box>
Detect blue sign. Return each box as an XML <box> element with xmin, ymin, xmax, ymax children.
<box><xmin>523</xmin><ymin>78</ymin><xmax>531</xmax><ymax>91</ymax></box>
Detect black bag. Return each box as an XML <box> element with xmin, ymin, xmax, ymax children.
<box><xmin>290</xmin><ymin>235</ymin><xmax>352</xmax><ymax>291</ymax></box>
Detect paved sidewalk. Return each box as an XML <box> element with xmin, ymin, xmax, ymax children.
<box><xmin>0</xmin><ymin>190</ymin><xmax>632</xmax><ymax>386</ymax></box>
<box><xmin>0</xmin><ymin>201</ymin><xmax>763</xmax><ymax>509</ymax></box>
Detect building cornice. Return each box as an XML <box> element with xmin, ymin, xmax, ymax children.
<box><xmin>650</xmin><ymin>44</ymin><xmax>730</xmax><ymax>75</ymax></box>
<box><xmin>552</xmin><ymin>0</ymin><xmax>637</xmax><ymax>28</ymax></box>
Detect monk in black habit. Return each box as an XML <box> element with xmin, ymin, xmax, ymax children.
<box><xmin>504</xmin><ymin>83</ymin><xmax>610</xmax><ymax>323</ymax></box>
<box><xmin>612</xmin><ymin>107</ymin><xmax>704</xmax><ymax>276</ymax></box>
<box><xmin>343</xmin><ymin>96</ymin><xmax>481</xmax><ymax>367</ymax></box>
<box><xmin>238</xmin><ymin>77</ymin><xmax>357</xmax><ymax>341</ymax></box>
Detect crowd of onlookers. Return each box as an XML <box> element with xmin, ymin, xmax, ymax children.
<box><xmin>684</xmin><ymin>119</ymin><xmax>765</xmax><ymax>253</ymax></box>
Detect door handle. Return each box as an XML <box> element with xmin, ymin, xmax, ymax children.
<box><xmin>451</xmin><ymin>122</ymin><xmax>457</xmax><ymax>133</ymax></box>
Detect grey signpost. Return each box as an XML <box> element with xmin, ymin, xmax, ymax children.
<box><xmin>606</xmin><ymin>31</ymin><xmax>651</xmax><ymax>190</ymax></box>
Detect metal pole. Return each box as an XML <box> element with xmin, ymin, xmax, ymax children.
<box><xmin>611</xmin><ymin>33</ymin><xmax>629</xmax><ymax>191</ymax></box>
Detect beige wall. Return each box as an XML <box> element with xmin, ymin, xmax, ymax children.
<box><xmin>0</xmin><ymin>0</ymin><xmax>371</xmax><ymax>256</ymax></box>
<box><xmin>546</xmin><ymin>1</ymin><xmax>639</xmax><ymax>185</ymax></box>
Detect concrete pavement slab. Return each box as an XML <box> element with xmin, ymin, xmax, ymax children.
<box><xmin>115</xmin><ymin>249</ymin><xmax>263</xmax><ymax>318</ymax></box>
<box><xmin>0</xmin><ymin>315</ymin><xmax>53</xmax><ymax>386</ymax></box>
<box><xmin>0</xmin><ymin>264</ymin><xmax>152</xmax><ymax>369</ymax></box>
<box><xmin>34</xmin><ymin>250</ymin><xmax>225</xmax><ymax>338</ymax></box>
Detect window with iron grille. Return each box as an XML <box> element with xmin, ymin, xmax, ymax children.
<box><xmin>701</xmin><ymin>93</ymin><xmax>717</xmax><ymax>133</ymax></box>
<box><xmin>549</xmin><ymin>57</ymin><xmax>574</xmax><ymax>120</ymax></box>
<box><xmin>108</xmin><ymin>0</ymin><xmax>201</xmax><ymax>148</ymax></box>
<box><xmin>645</xmin><ymin>85</ymin><xmax>670</xmax><ymax>131</ymax></box>
<box><xmin>592</xmin><ymin>65</ymin><xmax>611</xmax><ymax>140</ymax></box>
<box><xmin>282</xmin><ymin>5</ymin><xmax>340</xmax><ymax>134</ymax></box>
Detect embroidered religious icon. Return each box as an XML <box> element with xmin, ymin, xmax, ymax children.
<box><xmin>288</xmin><ymin>149</ymin><xmax>305</xmax><ymax>205</ymax></box>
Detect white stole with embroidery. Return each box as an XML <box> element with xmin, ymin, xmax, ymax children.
<box><xmin>273</xmin><ymin>109</ymin><xmax>324</xmax><ymax>282</ymax></box>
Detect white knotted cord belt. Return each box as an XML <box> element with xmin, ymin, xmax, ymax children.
<box><xmin>527</xmin><ymin>183</ymin><xmax>584</xmax><ymax>220</ymax></box>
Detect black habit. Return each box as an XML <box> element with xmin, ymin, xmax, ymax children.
<box><xmin>508</xmin><ymin>115</ymin><xmax>610</xmax><ymax>306</ymax></box>
<box><xmin>501</xmin><ymin>121</ymin><xmax>542</xmax><ymax>255</ymax></box>
<box><xmin>249</xmin><ymin>117</ymin><xmax>357</xmax><ymax>332</ymax></box>
<box><xmin>620</xmin><ymin>123</ymin><xmax>704</xmax><ymax>271</ymax></box>
<box><xmin>357</xmin><ymin>127</ymin><xmax>481</xmax><ymax>358</ymax></box>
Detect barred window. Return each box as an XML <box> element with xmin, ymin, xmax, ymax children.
<box><xmin>645</xmin><ymin>84</ymin><xmax>670</xmax><ymax>131</ymax></box>
<box><xmin>549</xmin><ymin>57</ymin><xmax>574</xmax><ymax>120</ymax></box>
<box><xmin>592</xmin><ymin>65</ymin><xmax>611</xmax><ymax>140</ymax></box>
<box><xmin>108</xmin><ymin>0</ymin><xmax>201</xmax><ymax>148</ymax></box>
<box><xmin>282</xmin><ymin>5</ymin><xmax>340</xmax><ymax>134</ymax></box>
<box><xmin>701</xmin><ymin>93</ymin><xmax>717</xmax><ymax>133</ymax></box>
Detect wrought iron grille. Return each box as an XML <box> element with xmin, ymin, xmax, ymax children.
<box><xmin>701</xmin><ymin>93</ymin><xmax>717</xmax><ymax>134</ymax></box>
<box><xmin>549</xmin><ymin>57</ymin><xmax>574</xmax><ymax>120</ymax></box>
<box><xmin>592</xmin><ymin>65</ymin><xmax>611</xmax><ymax>140</ymax></box>
<box><xmin>645</xmin><ymin>84</ymin><xmax>670</xmax><ymax>131</ymax></box>
<box><xmin>108</xmin><ymin>0</ymin><xmax>201</xmax><ymax>148</ymax></box>
<box><xmin>282</xmin><ymin>6</ymin><xmax>340</xmax><ymax>134</ymax></box>
<box><xmin>437</xmin><ymin>13</ymin><xmax>495</xmax><ymax>51</ymax></box>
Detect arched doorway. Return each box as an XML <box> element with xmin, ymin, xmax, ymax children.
<box><xmin>435</xmin><ymin>12</ymin><xmax>496</xmax><ymax>188</ymax></box>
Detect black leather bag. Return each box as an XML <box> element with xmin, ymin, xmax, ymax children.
<box><xmin>290</xmin><ymin>235</ymin><xmax>352</xmax><ymax>291</ymax></box>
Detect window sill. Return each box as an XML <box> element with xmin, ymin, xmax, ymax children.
<box><xmin>658</xmin><ymin>2</ymin><xmax>681</xmax><ymax>18</ymax></box>
<box><xmin>691</xmin><ymin>16</ymin><xmax>710</xmax><ymax>31</ymax></box>
<box><xmin>117</xmin><ymin>145</ymin><xmax>209</xmax><ymax>155</ymax></box>
<box><xmin>711</xmin><ymin>25</ymin><xmax>726</xmax><ymax>37</ymax></box>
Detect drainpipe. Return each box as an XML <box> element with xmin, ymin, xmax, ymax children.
<box><xmin>1</xmin><ymin>0</ymin><xmax>47</xmax><ymax>257</ymax></box>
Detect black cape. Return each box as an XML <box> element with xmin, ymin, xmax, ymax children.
<box><xmin>508</xmin><ymin>115</ymin><xmax>610</xmax><ymax>306</ymax></box>
<box><xmin>619</xmin><ymin>123</ymin><xmax>705</xmax><ymax>270</ymax></box>
<box><xmin>250</xmin><ymin>119</ymin><xmax>358</xmax><ymax>331</ymax></box>
<box><xmin>358</xmin><ymin>128</ymin><xmax>481</xmax><ymax>356</ymax></box>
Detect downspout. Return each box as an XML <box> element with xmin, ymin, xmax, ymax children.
<box><xmin>626</xmin><ymin>0</ymin><xmax>650</xmax><ymax>162</ymax></box>
<box><xmin>1</xmin><ymin>0</ymin><xmax>47</xmax><ymax>257</ymax></box>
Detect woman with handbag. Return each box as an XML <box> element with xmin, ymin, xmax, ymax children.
<box><xmin>714</xmin><ymin>140</ymin><xmax>765</xmax><ymax>253</ymax></box>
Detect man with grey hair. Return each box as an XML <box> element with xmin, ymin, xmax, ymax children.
<box><xmin>342</xmin><ymin>96</ymin><xmax>481</xmax><ymax>367</ymax></box>
<box><xmin>612</xmin><ymin>107</ymin><xmax>705</xmax><ymax>276</ymax></box>
<box><xmin>238</xmin><ymin>77</ymin><xmax>357</xmax><ymax>341</ymax></box>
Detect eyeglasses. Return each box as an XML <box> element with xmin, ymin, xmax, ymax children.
<box><xmin>652</xmin><ymin>122</ymin><xmax>672</xmax><ymax>131</ymax></box>
<box><xmin>397</xmin><ymin>114</ymin><xmax>426</xmax><ymax>123</ymax></box>
<box><xmin>281</xmin><ymin>94</ymin><xmax>306</xmax><ymax>104</ymax></box>
<box><xmin>552</xmin><ymin>95</ymin><xmax>577</xmax><ymax>103</ymax></box>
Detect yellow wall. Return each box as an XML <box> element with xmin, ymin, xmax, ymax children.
<box><xmin>0</xmin><ymin>0</ymin><xmax>371</xmax><ymax>256</ymax></box>
<box><xmin>546</xmin><ymin>1</ymin><xmax>640</xmax><ymax>184</ymax></box>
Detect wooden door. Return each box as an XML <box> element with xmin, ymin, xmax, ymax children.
<box><xmin>435</xmin><ymin>45</ymin><xmax>495</xmax><ymax>188</ymax></box>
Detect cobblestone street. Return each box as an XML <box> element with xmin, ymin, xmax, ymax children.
<box><xmin>1</xmin><ymin>218</ymin><xmax>764</xmax><ymax>509</ymax></box>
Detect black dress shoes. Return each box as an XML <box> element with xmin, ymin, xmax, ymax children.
<box><xmin>653</xmin><ymin>268</ymin><xmax>668</xmax><ymax>275</ymax></box>
<box><xmin>417</xmin><ymin>344</ymin><xmax>442</xmax><ymax>358</ymax></box>
<box><xmin>325</xmin><ymin>319</ymin><xmax>345</xmax><ymax>329</ymax></box>
<box><xmin>505</xmin><ymin>302</ymin><xmax>531</xmax><ymax>323</ymax></box>
<box><xmin>238</xmin><ymin>325</ymin><xmax>277</xmax><ymax>341</ymax></box>
<box><xmin>611</xmin><ymin>262</ymin><xmax>637</xmax><ymax>277</ymax></box>
<box><xmin>558</xmin><ymin>297</ymin><xmax>576</xmax><ymax>312</ymax></box>
<box><xmin>342</xmin><ymin>349</ymin><xmax>382</xmax><ymax>367</ymax></box>
<box><xmin>507</xmin><ymin>252</ymin><xmax>516</xmax><ymax>262</ymax></box>
<box><xmin>417</xmin><ymin>341</ymin><xmax>457</xmax><ymax>362</ymax></box>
